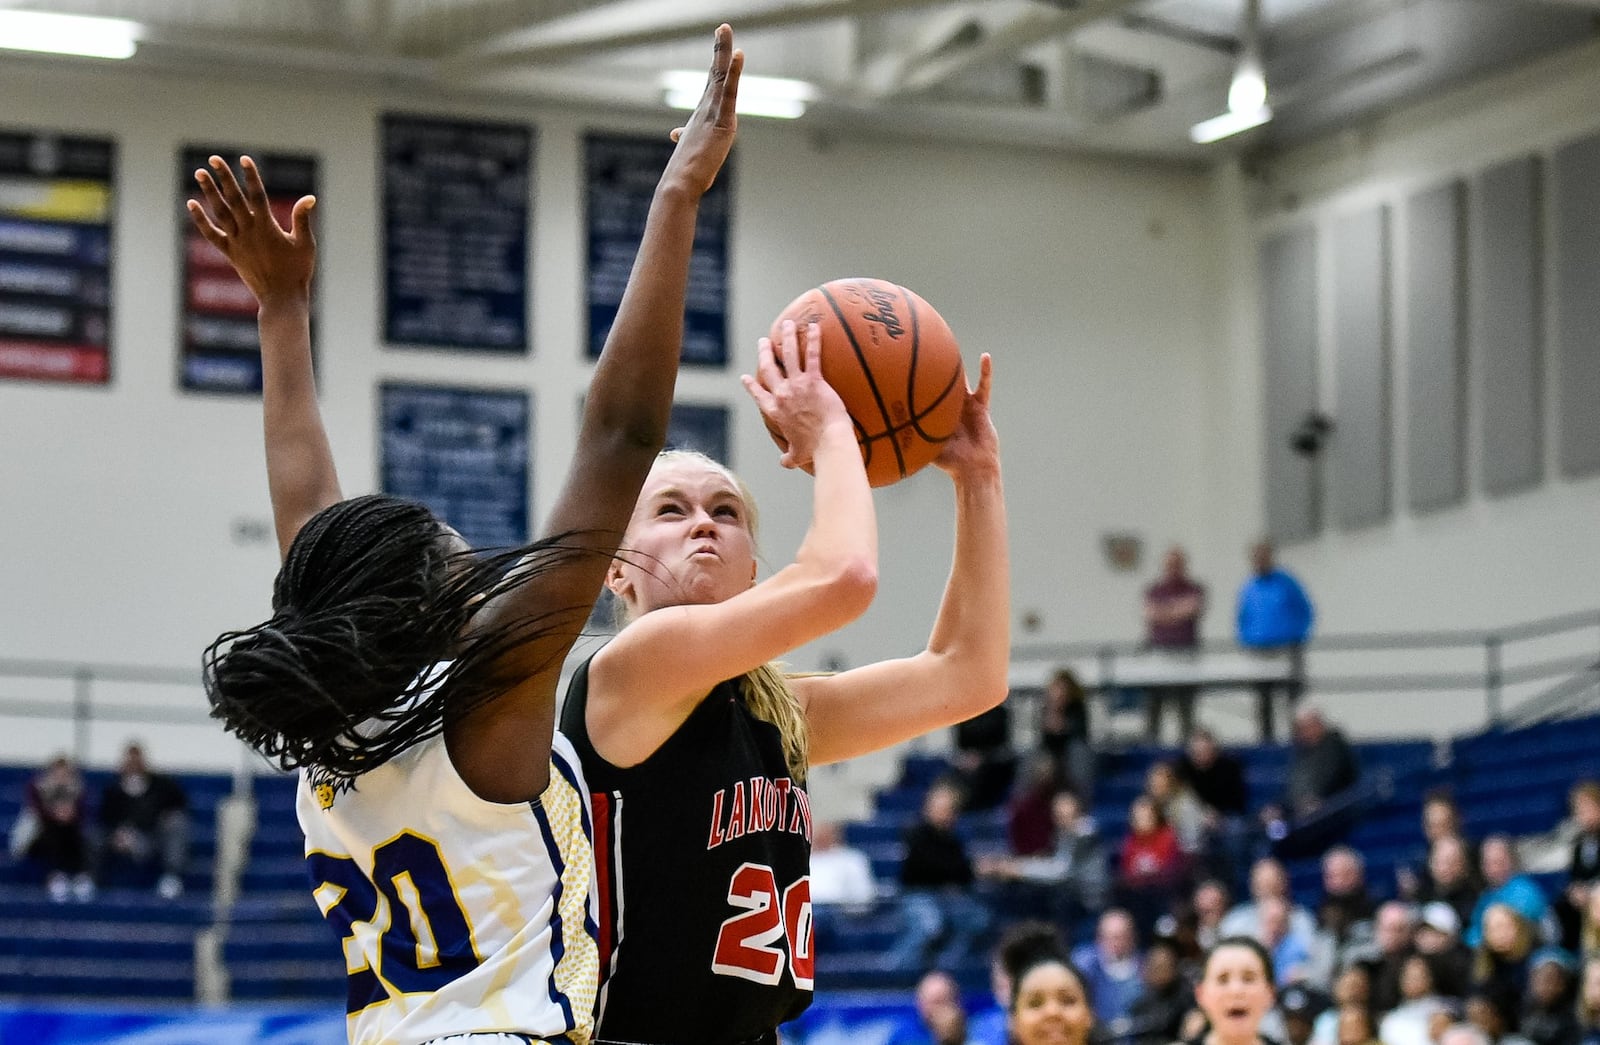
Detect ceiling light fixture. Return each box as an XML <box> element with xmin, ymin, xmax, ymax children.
<box><xmin>1190</xmin><ymin>0</ymin><xmax>1270</xmax><ymax>144</ymax></box>
<box><xmin>0</xmin><ymin>9</ymin><xmax>140</xmax><ymax>60</ymax></box>
<box><xmin>662</xmin><ymin>70</ymin><xmax>817</xmax><ymax>120</ymax></box>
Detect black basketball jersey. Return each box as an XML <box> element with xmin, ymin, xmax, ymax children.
<box><xmin>561</xmin><ymin>655</ymin><xmax>815</xmax><ymax>1045</ymax></box>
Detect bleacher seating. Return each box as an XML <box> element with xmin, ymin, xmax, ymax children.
<box><xmin>0</xmin><ymin>712</ymin><xmax>1594</xmax><ymax>1006</ymax></box>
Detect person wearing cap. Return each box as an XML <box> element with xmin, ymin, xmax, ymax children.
<box><xmin>1279</xmin><ymin>984</ymin><xmax>1331</xmax><ymax>1045</ymax></box>
<box><xmin>1416</xmin><ymin>901</ymin><xmax>1473</xmax><ymax>999</ymax></box>
<box><xmin>1519</xmin><ymin>948</ymin><xmax>1579</xmax><ymax>1045</ymax></box>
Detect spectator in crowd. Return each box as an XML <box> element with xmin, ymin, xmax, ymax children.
<box><xmin>1358</xmin><ymin>901</ymin><xmax>1420</xmax><ymax>1015</ymax></box>
<box><xmin>93</xmin><ymin>743</ymin><xmax>188</xmax><ymax>899</ymax></box>
<box><xmin>810</xmin><ymin>820</ymin><xmax>877</xmax><ymax>950</ymax></box>
<box><xmin>1147</xmin><ymin>761</ymin><xmax>1209</xmax><ymax>860</ymax></box>
<box><xmin>9</xmin><ymin>755</ymin><xmax>92</xmax><ymax>903</ymax></box>
<box><xmin>1072</xmin><ymin>909</ymin><xmax>1145</xmax><ymax>1030</ymax></box>
<box><xmin>1381</xmin><ymin>955</ymin><xmax>1455</xmax><ymax>1045</ymax></box>
<box><xmin>1006</xmin><ymin>929</ymin><xmax>1096</xmax><ymax>1045</ymax></box>
<box><xmin>1125</xmin><ymin>938</ymin><xmax>1192</xmax><ymax>1045</ymax></box>
<box><xmin>1196</xmin><ymin>879</ymin><xmax>1233</xmax><ymax>952</ymax></box>
<box><xmin>1040</xmin><ymin>668</ymin><xmax>1094</xmax><ymax>804</ymax></box>
<box><xmin>1322</xmin><ymin>847</ymin><xmax>1378</xmax><ymax>928</ymax></box>
<box><xmin>1312</xmin><ymin>847</ymin><xmax>1378</xmax><ymax>984</ymax></box>
<box><xmin>891</xmin><ymin>780</ymin><xmax>991</xmax><ymax>971</ymax></box>
<box><xmin>1192</xmin><ymin>937</ymin><xmax>1279</xmax><ymax>1045</ymax></box>
<box><xmin>1121</xmin><ymin>796</ymin><xmax>1186</xmax><ymax>890</ymax></box>
<box><xmin>981</xmin><ymin>789</ymin><xmax>1109</xmax><ymax>936</ymax></box>
<box><xmin>1519</xmin><ymin>948</ymin><xmax>1578</xmax><ymax>1045</ymax></box>
<box><xmin>1474</xmin><ymin>904</ymin><xmax>1538</xmax><ymax>1006</ymax></box>
<box><xmin>1222</xmin><ymin>858</ymin><xmax>1318</xmax><ymax>942</ymax></box>
<box><xmin>1144</xmin><ymin>546</ymin><xmax>1205</xmax><ymax>742</ymax></box>
<box><xmin>1178</xmin><ymin>728</ymin><xmax>1250</xmax><ymax>884</ymax></box>
<box><xmin>1235</xmin><ymin>540</ymin><xmax>1314</xmax><ymax>741</ymax></box>
<box><xmin>1578</xmin><ymin>956</ymin><xmax>1600</xmax><ymax>1045</ymax></box>
<box><xmin>1418</xmin><ymin>836</ymin><xmax>1485</xmax><ymax>933</ymax></box>
<box><xmin>1468</xmin><ymin>838</ymin><xmax>1551</xmax><ymax>949</ymax></box>
<box><xmin>1314</xmin><ymin>967</ymin><xmax>1374</xmax><ymax>1045</ymax></box>
<box><xmin>1280</xmin><ymin>983</ymin><xmax>1333</xmax><ymax>1045</ymax></box>
<box><xmin>1583</xmin><ymin>887</ymin><xmax>1600</xmax><ymax>960</ymax></box>
<box><xmin>909</xmin><ymin>970</ymin><xmax>975</xmax><ymax>1045</ymax></box>
<box><xmin>1557</xmin><ymin>782</ymin><xmax>1600</xmax><ymax>952</ymax></box>
<box><xmin>1428</xmin><ymin>1005</ymin><xmax>1466</xmax><ymax>1045</ymax></box>
<box><xmin>1337</xmin><ymin>1005</ymin><xmax>1383</xmax><ymax>1045</ymax></box>
<box><xmin>1416</xmin><ymin>901</ymin><xmax>1474</xmax><ymax>1000</ymax></box>
<box><xmin>1258</xmin><ymin>895</ymin><xmax>1315</xmax><ymax>987</ymax></box>
<box><xmin>1465</xmin><ymin>989</ymin><xmax>1535</xmax><ymax>1045</ymax></box>
<box><xmin>1401</xmin><ymin>794</ymin><xmax>1477</xmax><ymax>898</ymax></box>
<box><xmin>1262</xmin><ymin>709</ymin><xmax>1362</xmax><ymax>859</ymax></box>
<box><xmin>952</xmin><ymin>703</ymin><xmax>1017</xmax><ymax>812</ymax></box>
<box><xmin>1008</xmin><ymin>752</ymin><xmax>1062</xmax><ymax>858</ymax></box>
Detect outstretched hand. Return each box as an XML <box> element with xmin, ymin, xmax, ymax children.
<box><xmin>933</xmin><ymin>353</ymin><xmax>1000</xmax><ymax>479</ymax></box>
<box><xmin>661</xmin><ymin>23</ymin><xmax>744</xmax><ymax>198</ymax></box>
<box><xmin>186</xmin><ymin>155</ymin><xmax>315</xmax><ymax>306</ymax></box>
<box><xmin>741</xmin><ymin>320</ymin><xmax>851</xmax><ymax>470</ymax></box>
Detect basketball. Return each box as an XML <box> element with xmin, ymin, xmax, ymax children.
<box><xmin>765</xmin><ymin>278</ymin><xmax>966</xmax><ymax>487</ymax></box>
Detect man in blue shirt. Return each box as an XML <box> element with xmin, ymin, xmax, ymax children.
<box><xmin>1236</xmin><ymin>540</ymin><xmax>1314</xmax><ymax>740</ymax></box>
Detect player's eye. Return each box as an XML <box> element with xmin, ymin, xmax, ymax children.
<box><xmin>713</xmin><ymin>504</ymin><xmax>740</xmax><ymax>519</ymax></box>
<box><xmin>656</xmin><ymin>502</ymin><xmax>683</xmax><ymax>517</ymax></box>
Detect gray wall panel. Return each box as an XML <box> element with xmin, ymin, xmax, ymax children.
<box><xmin>1474</xmin><ymin>156</ymin><xmax>1544</xmax><ymax>496</ymax></box>
<box><xmin>1331</xmin><ymin>205</ymin><xmax>1391</xmax><ymax>529</ymax></box>
<box><xmin>1555</xmin><ymin>131</ymin><xmax>1600</xmax><ymax>478</ymax></box>
<box><xmin>1260</xmin><ymin>227</ymin><xmax>1320</xmax><ymax>542</ymax></box>
<box><xmin>1406</xmin><ymin>181</ymin><xmax>1467</xmax><ymax>512</ymax></box>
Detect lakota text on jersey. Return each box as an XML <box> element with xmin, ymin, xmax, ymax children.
<box><xmin>706</xmin><ymin>775</ymin><xmax>812</xmax><ymax>850</ymax></box>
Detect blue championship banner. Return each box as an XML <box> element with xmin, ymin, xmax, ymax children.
<box><xmin>380</xmin><ymin>382</ymin><xmax>531</xmax><ymax>550</ymax></box>
<box><xmin>180</xmin><ymin>148</ymin><xmax>318</xmax><ymax>393</ymax></box>
<box><xmin>382</xmin><ymin>114</ymin><xmax>531</xmax><ymax>352</ymax></box>
<box><xmin>584</xmin><ymin>133</ymin><xmax>731</xmax><ymax>366</ymax></box>
<box><xmin>0</xmin><ymin>130</ymin><xmax>113</xmax><ymax>384</ymax></box>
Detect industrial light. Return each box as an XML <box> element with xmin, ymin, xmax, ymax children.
<box><xmin>0</xmin><ymin>9</ymin><xmax>140</xmax><ymax>60</ymax></box>
<box><xmin>662</xmin><ymin>70</ymin><xmax>817</xmax><ymax>120</ymax></box>
<box><xmin>1190</xmin><ymin>0</ymin><xmax>1271</xmax><ymax>144</ymax></box>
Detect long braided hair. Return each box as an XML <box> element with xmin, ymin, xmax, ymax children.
<box><xmin>203</xmin><ymin>494</ymin><xmax>599</xmax><ymax>786</ymax></box>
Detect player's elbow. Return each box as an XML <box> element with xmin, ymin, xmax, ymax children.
<box><xmin>823</xmin><ymin>557</ymin><xmax>878</xmax><ymax>623</ymax></box>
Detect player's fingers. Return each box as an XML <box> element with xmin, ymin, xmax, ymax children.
<box><xmin>185</xmin><ymin>199</ymin><xmax>228</xmax><ymax>251</ymax></box>
<box><xmin>289</xmin><ymin>195</ymin><xmax>317</xmax><ymax>246</ymax></box>
<box><xmin>741</xmin><ymin>373</ymin><xmax>776</xmax><ymax>415</ymax></box>
<box><xmin>669</xmin><ymin>127</ymin><xmax>685</xmax><ymax>143</ymax></box>
<box><xmin>717</xmin><ymin>49</ymin><xmax>745</xmax><ymax>128</ymax></box>
<box><xmin>776</xmin><ymin>320</ymin><xmax>802</xmax><ymax>380</ymax></box>
<box><xmin>973</xmin><ymin>352</ymin><xmax>993</xmax><ymax>405</ymax></box>
<box><xmin>209</xmin><ymin>156</ymin><xmax>251</xmax><ymax>216</ymax></box>
<box><xmin>240</xmin><ymin>156</ymin><xmax>271</xmax><ymax>219</ymax></box>
<box><xmin>194</xmin><ymin>170</ymin><xmax>232</xmax><ymax>228</ymax></box>
<box><xmin>754</xmin><ymin>336</ymin><xmax>783</xmax><ymax>388</ymax></box>
<box><xmin>802</xmin><ymin>322</ymin><xmax>822</xmax><ymax>375</ymax></box>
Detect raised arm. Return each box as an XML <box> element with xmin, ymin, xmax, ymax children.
<box><xmin>187</xmin><ymin>156</ymin><xmax>339</xmax><ymax>559</ymax></box>
<box><xmin>793</xmin><ymin>354</ymin><xmax>1011</xmax><ymax>766</ymax></box>
<box><xmin>449</xmin><ymin>26</ymin><xmax>745</xmax><ymax>801</ymax></box>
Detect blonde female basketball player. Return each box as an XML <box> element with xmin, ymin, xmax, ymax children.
<box><xmin>194</xmin><ymin>27</ymin><xmax>744</xmax><ymax>1045</ymax></box>
<box><xmin>560</xmin><ymin>322</ymin><xmax>1010</xmax><ymax>1045</ymax></box>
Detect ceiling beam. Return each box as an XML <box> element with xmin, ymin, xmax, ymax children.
<box><xmin>441</xmin><ymin>0</ymin><xmax>966</xmax><ymax>70</ymax></box>
<box><xmin>395</xmin><ymin>0</ymin><xmax>604</xmax><ymax>56</ymax></box>
<box><xmin>875</xmin><ymin>0</ymin><xmax>1144</xmax><ymax>98</ymax></box>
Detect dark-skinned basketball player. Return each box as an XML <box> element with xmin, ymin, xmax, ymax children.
<box><xmin>561</xmin><ymin>321</ymin><xmax>1009</xmax><ymax>1045</ymax></box>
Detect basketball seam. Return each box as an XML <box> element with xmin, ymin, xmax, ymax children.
<box><xmin>820</xmin><ymin>283</ymin><xmax>907</xmax><ymax>479</ymax></box>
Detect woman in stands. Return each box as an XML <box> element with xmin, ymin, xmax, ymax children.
<box><xmin>1183</xmin><ymin>938</ymin><xmax>1279</xmax><ymax>1045</ymax></box>
<box><xmin>561</xmin><ymin>327</ymin><xmax>1010</xmax><ymax>1044</ymax></box>
<box><xmin>195</xmin><ymin>27</ymin><xmax>743</xmax><ymax>1045</ymax></box>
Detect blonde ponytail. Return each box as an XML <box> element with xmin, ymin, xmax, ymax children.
<box><xmin>741</xmin><ymin>663</ymin><xmax>809</xmax><ymax>780</ymax></box>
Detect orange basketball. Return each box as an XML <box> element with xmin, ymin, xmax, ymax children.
<box><xmin>765</xmin><ymin>278</ymin><xmax>966</xmax><ymax>487</ymax></box>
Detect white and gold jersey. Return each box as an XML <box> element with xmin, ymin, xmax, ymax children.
<box><xmin>296</xmin><ymin>732</ymin><xmax>597</xmax><ymax>1045</ymax></box>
